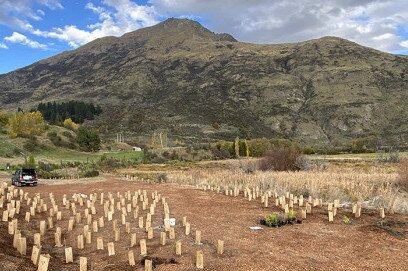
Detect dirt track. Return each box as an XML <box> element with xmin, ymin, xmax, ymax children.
<box><xmin>1</xmin><ymin>176</ymin><xmax>407</xmax><ymax>271</ymax></box>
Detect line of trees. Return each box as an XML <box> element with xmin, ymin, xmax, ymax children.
<box><xmin>35</xmin><ymin>101</ymin><xmax>102</xmax><ymax>125</ymax></box>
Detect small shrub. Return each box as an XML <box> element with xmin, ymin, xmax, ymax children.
<box><xmin>156</xmin><ymin>173</ymin><xmax>168</xmax><ymax>183</ymax></box>
<box><xmin>23</xmin><ymin>137</ymin><xmax>39</xmax><ymax>152</ymax></box>
<box><xmin>303</xmin><ymin>147</ymin><xmax>316</xmax><ymax>155</ymax></box>
<box><xmin>258</xmin><ymin>146</ymin><xmax>304</xmax><ymax>171</ymax></box>
<box><xmin>97</xmin><ymin>156</ymin><xmax>120</xmax><ymax>172</ymax></box>
<box><xmin>342</xmin><ymin>216</ymin><xmax>351</xmax><ymax>224</ymax></box>
<box><xmin>295</xmin><ymin>156</ymin><xmax>312</xmax><ymax>171</ymax></box>
<box><xmin>26</xmin><ymin>154</ymin><xmax>36</xmax><ymax>168</ymax></box>
<box><xmin>264</xmin><ymin>213</ymin><xmax>282</xmax><ymax>227</ymax></box>
<box><xmin>78</xmin><ymin>163</ymin><xmax>99</xmax><ymax>178</ymax></box>
<box><xmin>211</xmin><ymin>148</ymin><xmax>231</xmax><ymax>160</ymax></box>
<box><xmin>238</xmin><ymin>159</ymin><xmax>257</xmax><ymax>174</ymax></box>
<box><xmin>12</xmin><ymin>147</ymin><xmax>22</xmax><ymax>156</ymax></box>
<box><xmin>396</xmin><ymin>159</ymin><xmax>408</xmax><ymax>192</ymax></box>
<box><xmin>62</xmin><ymin>131</ymin><xmax>74</xmax><ymax>139</ymax></box>
<box><xmin>287</xmin><ymin>209</ymin><xmax>296</xmax><ymax>221</ymax></box>
<box><xmin>376</xmin><ymin>149</ymin><xmax>402</xmax><ymax>163</ymax></box>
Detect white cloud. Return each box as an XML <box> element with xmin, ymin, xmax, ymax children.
<box><xmin>401</xmin><ymin>40</ymin><xmax>408</xmax><ymax>48</ymax></box>
<box><xmin>1</xmin><ymin>0</ymin><xmax>408</xmax><ymax>53</ymax></box>
<box><xmin>0</xmin><ymin>0</ymin><xmax>62</xmax><ymax>30</ymax></box>
<box><xmin>31</xmin><ymin>0</ymin><xmax>158</xmax><ymax>47</ymax></box>
<box><xmin>0</xmin><ymin>43</ymin><xmax>8</xmax><ymax>49</ymax></box>
<box><xmin>151</xmin><ymin>0</ymin><xmax>408</xmax><ymax>52</ymax></box>
<box><xmin>4</xmin><ymin>32</ymin><xmax>48</xmax><ymax>49</ymax></box>
<box><xmin>37</xmin><ymin>9</ymin><xmax>45</xmax><ymax>17</ymax></box>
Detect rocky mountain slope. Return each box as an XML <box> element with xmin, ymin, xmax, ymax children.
<box><xmin>1</xmin><ymin>18</ymin><xmax>407</xmax><ymax>146</ymax></box>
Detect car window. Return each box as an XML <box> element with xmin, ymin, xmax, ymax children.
<box><xmin>22</xmin><ymin>169</ymin><xmax>36</xmax><ymax>175</ymax></box>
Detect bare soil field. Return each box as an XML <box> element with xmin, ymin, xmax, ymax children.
<box><xmin>1</xmin><ymin>176</ymin><xmax>407</xmax><ymax>271</ymax></box>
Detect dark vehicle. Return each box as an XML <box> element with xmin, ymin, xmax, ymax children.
<box><xmin>12</xmin><ymin>168</ymin><xmax>38</xmax><ymax>186</ymax></box>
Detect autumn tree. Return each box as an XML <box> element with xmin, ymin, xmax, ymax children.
<box><xmin>0</xmin><ymin>111</ymin><xmax>10</xmax><ymax>128</ymax></box>
<box><xmin>63</xmin><ymin>118</ymin><xmax>79</xmax><ymax>130</ymax></box>
<box><xmin>8</xmin><ymin>111</ymin><xmax>46</xmax><ymax>138</ymax></box>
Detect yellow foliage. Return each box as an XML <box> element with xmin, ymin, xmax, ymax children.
<box><xmin>63</xmin><ymin>118</ymin><xmax>79</xmax><ymax>130</ymax></box>
<box><xmin>8</xmin><ymin>111</ymin><xmax>46</xmax><ymax>138</ymax></box>
<box><xmin>0</xmin><ymin>111</ymin><xmax>10</xmax><ymax>127</ymax></box>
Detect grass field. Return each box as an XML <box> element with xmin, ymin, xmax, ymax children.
<box><xmin>312</xmin><ymin>152</ymin><xmax>408</xmax><ymax>160</ymax></box>
<box><xmin>0</xmin><ymin>149</ymin><xmax>143</xmax><ymax>167</ymax></box>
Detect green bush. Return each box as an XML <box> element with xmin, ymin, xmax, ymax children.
<box><xmin>265</xmin><ymin>213</ymin><xmax>282</xmax><ymax>227</ymax></box>
<box><xmin>23</xmin><ymin>137</ymin><xmax>40</xmax><ymax>152</ymax></box>
<box><xmin>76</xmin><ymin>127</ymin><xmax>101</xmax><ymax>152</ymax></box>
<box><xmin>38</xmin><ymin>170</ymin><xmax>63</xmax><ymax>179</ymax></box>
<box><xmin>78</xmin><ymin>163</ymin><xmax>99</xmax><ymax>178</ymax></box>
<box><xmin>287</xmin><ymin>209</ymin><xmax>296</xmax><ymax>221</ymax></box>
<box><xmin>303</xmin><ymin>147</ymin><xmax>316</xmax><ymax>155</ymax></box>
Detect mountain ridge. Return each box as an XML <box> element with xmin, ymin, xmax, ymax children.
<box><xmin>0</xmin><ymin>18</ymin><xmax>407</xmax><ymax>147</ymax></box>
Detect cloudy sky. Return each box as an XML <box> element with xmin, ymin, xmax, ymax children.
<box><xmin>1</xmin><ymin>0</ymin><xmax>408</xmax><ymax>74</ymax></box>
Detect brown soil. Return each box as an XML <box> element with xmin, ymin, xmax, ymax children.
<box><xmin>1</xmin><ymin>177</ymin><xmax>407</xmax><ymax>271</ymax></box>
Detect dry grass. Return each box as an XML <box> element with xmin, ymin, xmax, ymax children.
<box><xmin>150</xmin><ymin>162</ymin><xmax>408</xmax><ymax>214</ymax></box>
<box><xmin>397</xmin><ymin>159</ymin><xmax>408</xmax><ymax>192</ymax></box>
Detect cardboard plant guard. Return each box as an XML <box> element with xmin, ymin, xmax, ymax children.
<box><xmin>37</xmin><ymin>254</ymin><xmax>50</xmax><ymax>271</ymax></box>
<box><xmin>217</xmin><ymin>240</ymin><xmax>224</xmax><ymax>255</ymax></box>
<box><xmin>31</xmin><ymin>245</ymin><xmax>41</xmax><ymax>265</ymax></box>
<box><xmin>108</xmin><ymin>242</ymin><xmax>115</xmax><ymax>256</ymax></box>
<box><xmin>65</xmin><ymin>247</ymin><xmax>73</xmax><ymax>263</ymax></box>
<box><xmin>140</xmin><ymin>239</ymin><xmax>147</xmax><ymax>256</ymax></box>
<box><xmin>175</xmin><ymin>240</ymin><xmax>182</xmax><ymax>255</ymax></box>
<box><xmin>147</xmin><ymin>227</ymin><xmax>153</xmax><ymax>239</ymax></box>
<box><xmin>97</xmin><ymin>237</ymin><xmax>104</xmax><ymax>250</ymax></box>
<box><xmin>196</xmin><ymin>250</ymin><xmax>204</xmax><ymax>269</ymax></box>
<box><xmin>145</xmin><ymin>259</ymin><xmax>153</xmax><ymax>271</ymax></box>
<box><xmin>195</xmin><ymin>230</ymin><xmax>201</xmax><ymax>245</ymax></box>
<box><xmin>18</xmin><ymin>237</ymin><xmax>27</xmax><ymax>255</ymax></box>
<box><xmin>160</xmin><ymin>232</ymin><xmax>166</xmax><ymax>245</ymax></box>
<box><xmin>130</xmin><ymin>233</ymin><xmax>137</xmax><ymax>247</ymax></box>
<box><xmin>169</xmin><ymin>227</ymin><xmax>175</xmax><ymax>239</ymax></box>
<box><xmin>34</xmin><ymin>233</ymin><xmax>41</xmax><ymax>246</ymax></box>
<box><xmin>128</xmin><ymin>250</ymin><xmax>135</xmax><ymax>266</ymax></box>
<box><xmin>80</xmin><ymin>257</ymin><xmax>87</xmax><ymax>271</ymax></box>
<box><xmin>77</xmin><ymin>234</ymin><xmax>84</xmax><ymax>249</ymax></box>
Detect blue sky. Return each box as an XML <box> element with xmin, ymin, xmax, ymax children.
<box><xmin>1</xmin><ymin>0</ymin><xmax>408</xmax><ymax>74</ymax></box>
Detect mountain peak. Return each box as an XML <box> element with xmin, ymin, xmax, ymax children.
<box><xmin>135</xmin><ymin>18</ymin><xmax>237</xmax><ymax>42</ymax></box>
<box><xmin>160</xmin><ymin>17</ymin><xmax>203</xmax><ymax>28</ymax></box>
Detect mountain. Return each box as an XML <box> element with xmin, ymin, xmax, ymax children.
<box><xmin>1</xmin><ymin>18</ymin><xmax>407</xmax><ymax>147</ymax></box>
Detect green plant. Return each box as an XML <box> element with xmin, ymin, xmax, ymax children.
<box><xmin>287</xmin><ymin>209</ymin><xmax>296</xmax><ymax>221</ymax></box>
<box><xmin>265</xmin><ymin>213</ymin><xmax>282</xmax><ymax>227</ymax></box>
<box><xmin>26</xmin><ymin>154</ymin><xmax>36</xmax><ymax>168</ymax></box>
<box><xmin>76</xmin><ymin>127</ymin><xmax>101</xmax><ymax>152</ymax></box>
<box><xmin>23</xmin><ymin>137</ymin><xmax>39</xmax><ymax>152</ymax></box>
<box><xmin>342</xmin><ymin>216</ymin><xmax>351</xmax><ymax>225</ymax></box>
<box><xmin>78</xmin><ymin>163</ymin><xmax>99</xmax><ymax>178</ymax></box>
